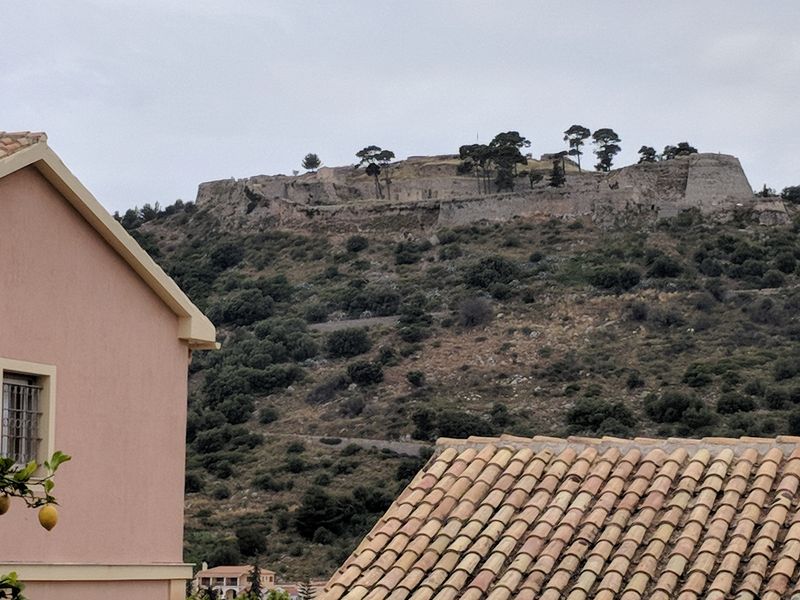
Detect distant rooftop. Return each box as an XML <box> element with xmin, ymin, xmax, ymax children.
<box><xmin>0</xmin><ymin>131</ymin><xmax>47</xmax><ymax>159</ymax></box>
<box><xmin>196</xmin><ymin>565</ymin><xmax>276</xmax><ymax>577</ymax></box>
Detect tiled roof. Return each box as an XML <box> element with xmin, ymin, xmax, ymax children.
<box><xmin>0</xmin><ymin>131</ymin><xmax>47</xmax><ymax>159</ymax></box>
<box><xmin>323</xmin><ymin>434</ymin><xmax>800</xmax><ymax>600</ymax></box>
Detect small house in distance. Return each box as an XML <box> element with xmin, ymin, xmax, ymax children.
<box><xmin>0</xmin><ymin>132</ymin><xmax>217</xmax><ymax>599</ymax></box>
<box><xmin>322</xmin><ymin>434</ymin><xmax>800</xmax><ymax>600</ymax></box>
<box><xmin>193</xmin><ymin>565</ymin><xmax>276</xmax><ymax>598</ymax></box>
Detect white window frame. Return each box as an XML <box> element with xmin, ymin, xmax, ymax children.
<box><xmin>0</xmin><ymin>357</ymin><xmax>56</xmax><ymax>465</ymax></box>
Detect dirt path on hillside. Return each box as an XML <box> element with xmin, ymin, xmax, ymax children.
<box><xmin>309</xmin><ymin>316</ymin><xmax>401</xmax><ymax>332</ymax></box>
<box><xmin>271</xmin><ymin>432</ymin><xmax>431</xmax><ymax>457</ymax></box>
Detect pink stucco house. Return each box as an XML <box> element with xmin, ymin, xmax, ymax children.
<box><xmin>0</xmin><ymin>131</ymin><xmax>218</xmax><ymax>599</ymax></box>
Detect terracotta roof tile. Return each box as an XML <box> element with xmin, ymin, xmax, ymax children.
<box><xmin>322</xmin><ymin>435</ymin><xmax>800</xmax><ymax>600</ymax></box>
<box><xmin>0</xmin><ymin>131</ymin><xmax>47</xmax><ymax>159</ymax></box>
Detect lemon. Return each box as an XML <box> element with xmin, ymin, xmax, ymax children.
<box><xmin>0</xmin><ymin>495</ymin><xmax>9</xmax><ymax>515</ymax></box>
<box><xmin>38</xmin><ymin>504</ymin><xmax>58</xmax><ymax>531</ymax></box>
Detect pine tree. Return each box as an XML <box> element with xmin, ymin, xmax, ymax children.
<box><xmin>301</xmin><ymin>153</ymin><xmax>321</xmax><ymax>171</ymax></box>
<box><xmin>563</xmin><ymin>125</ymin><xmax>591</xmax><ymax>173</ymax></box>
<box><xmin>548</xmin><ymin>159</ymin><xmax>566</xmax><ymax>187</ymax></box>
<box><xmin>298</xmin><ymin>580</ymin><xmax>316</xmax><ymax>600</ymax></box>
<box><xmin>247</xmin><ymin>564</ymin><xmax>263</xmax><ymax>600</ymax></box>
<box><xmin>592</xmin><ymin>128</ymin><xmax>622</xmax><ymax>171</ymax></box>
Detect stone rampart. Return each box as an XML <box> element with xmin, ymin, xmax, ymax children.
<box><xmin>194</xmin><ymin>153</ymin><xmax>782</xmax><ymax>232</ymax></box>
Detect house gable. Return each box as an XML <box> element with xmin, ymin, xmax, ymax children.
<box><xmin>0</xmin><ymin>132</ymin><xmax>216</xmax><ymax>349</ymax></box>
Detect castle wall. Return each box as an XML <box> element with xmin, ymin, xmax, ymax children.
<box><xmin>193</xmin><ymin>153</ymin><xmax>771</xmax><ymax>232</ymax></box>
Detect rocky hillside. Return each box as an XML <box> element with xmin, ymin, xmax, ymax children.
<box><xmin>124</xmin><ymin>166</ymin><xmax>800</xmax><ymax>580</ymax></box>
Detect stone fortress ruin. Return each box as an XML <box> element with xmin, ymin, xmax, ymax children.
<box><xmin>195</xmin><ymin>153</ymin><xmax>787</xmax><ymax>232</ymax></box>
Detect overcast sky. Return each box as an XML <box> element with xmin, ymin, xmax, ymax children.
<box><xmin>3</xmin><ymin>1</ymin><xmax>798</xmax><ymax>214</ymax></box>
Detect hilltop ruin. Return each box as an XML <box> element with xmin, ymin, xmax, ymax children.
<box><xmin>195</xmin><ymin>153</ymin><xmax>787</xmax><ymax>232</ymax></box>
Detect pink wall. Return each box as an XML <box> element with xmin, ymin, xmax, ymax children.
<box><xmin>0</xmin><ymin>167</ymin><xmax>190</xmax><ymax>564</ymax></box>
<box><xmin>24</xmin><ymin>580</ymin><xmax>169</xmax><ymax>599</ymax></box>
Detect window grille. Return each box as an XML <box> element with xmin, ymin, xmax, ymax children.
<box><xmin>1</xmin><ymin>380</ymin><xmax>42</xmax><ymax>463</ymax></box>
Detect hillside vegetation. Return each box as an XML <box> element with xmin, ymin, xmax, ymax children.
<box><xmin>128</xmin><ymin>200</ymin><xmax>800</xmax><ymax>579</ymax></box>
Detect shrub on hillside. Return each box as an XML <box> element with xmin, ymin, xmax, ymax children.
<box><xmin>437</xmin><ymin>229</ymin><xmax>460</xmax><ymax>244</ymax></box>
<box><xmin>457</xmin><ymin>297</ymin><xmax>493</xmax><ymax>327</ymax></box>
<box><xmin>747</xmin><ymin>297</ymin><xmax>783</xmax><ymax>326</ymax></box>
<box><xmin>193</xmin><ymin>426</ymin><xmax>235</xmax><ymax>454</ymax></box>
<box><xmin>286</xmin><ymin>441</ymin><xmax>306</xmax><ymax>454</ymax></box>
<box><xmin>255</xmin><ymin>274</ymin><xmax>295</xmax><ymax>302</ymax></box>
<box><xmin>208</xmin><ymin>288</ymin><xmax>274</xmax><ymax>326</ymax></box>
<box><xmin>211</xmin><ymin>484</ymin><xmax>231</xmax><ymax>500</ymax></box>
<box><xmin>250</xmin><ymin>365</ymin><xmax>303</xmax><ymax>395</ymax></box>
<box><xmin>327</xmin><ymin>328</ymin><xmax>372</xmax><ymax>358</ymax></box>
<box><xmin>347</xmin><ymin>286</ymin><xmax>401</xmax><ymax>317</ymax></box>
<box><xmin>252</xmin><ymin>472</ymin><xmax>283</xmax><ymax>492</ymax></box>
<box><xmin>253</xmin><ymin>317</ymin><xmax>319</xmax><ymax>361</ymax></box>
<box><xmin>716</xmin><ymin>392</ymin><xmax>756</xmax><ymax>414</ymax></box>
<box><xmin>647</xmin><ymin>255</ymin><xmax>683</xmax><ymax>278</ymax></box>
<box><xmin>258</xmin><ymin>406</ymin><xmax>279</xmax><ymax>424</ymax></box>
<box><xmin>490</xmin><ymin>402</ymin><xmax>512</xmax><ymax>428</ymax></box>
<box><xmin>761</xmin><ymin>270</ymin><xmax>786</xmax><ymax>288</ymax></box>
<box><xmin>395</xmin><ymin>240</ymin><xmax>432</xmax><ymax>265</ymax></box>
<box><xmin>589</xmin><ymin>265</ymin><xmax>641</xmax><ymax>292</ymax></box>
<box><xmin>406</xmin><ymin>371</ymin><xmax>426</xmax><ymax>387</ymax></box>
<box><xmin>340</xmin><ymin>396</ymin><xmax>366</xmax><ymax>417</ymax></box>
<box><xmin>699</xmin><ymin>258</ymin><xmax>723</xmax><ymax>277</ymax></box>
<box><xmin>650</xmin><ymin>306</ymin><xmax>685</xmax><ymax>328</ymax></box>
<box><xmin>347</xmin><ymin>361</ymin><xmax>384</xmax><ymax>385</ymax></box>
<box><xmin>645</xmin><ymin>391</ymin><xmax>693</xmax><ymax>422</ymax></box>
<box><xmin>352</xmin><ymin>485</ymin><xmax>393</xmax><ymax>513</ymax></box>
<box><xmin>628</xmin><ymin>301</ymin><xmax>649</xmax><ymax>322</ymax></box>
<box><xmin>218</xmin><ymin>394</ymin><xmax>255</xmax><ymax>424</ymax></box>
<box><xmin>411</xmin><ymin>408</ymin><xmax>437</xmax><ymax>441</ymax></box>
<box><xmin>438</xmin><ymin>244</ymin><xmax>463</xmax><ymax>260</ymax></box>
<box><xmin>529</xmin><ymin>251</ymin><xmax>545</xmax><ymax>263</ymax></box>
<box><xmin>209</xmin><ymin>240</ymin><xmax>245</xmax><ymax>270</ymax></box>
<box><xmin>306</xmin><ymin>374</ymin><xmax>349</xmax><ymax>405</ymax></box>
<box><xmin>284</xmin><ymin>457</ymin><xmax>306</xmax><ymax>473</ymax></box>
<box><xmin>395</xmin><ymin>458</ymin><xmax>424</xmax><ymax>483</ymax></box>
<box><xmin>743</xmin><ymin>379</ymin><xmax>766</xmax><ymax>397</ymax></box>
<box><xmin>294</xmin><ymin>487</ymin><xmax>354</xmax><ymax>538</ymax></box>
<box><xmin>765</xmin><ymin>386</ymin><xmax>790</xmax><ymax>409</ymax></box>
<box><xmin>692</xmin><ymin>292</ymin><xmax>716</xmax><ymax>312</ymax></box>
<box><xmin>464</xmin><ymin>256</ymin><xmax>519</xmax><ymax>289</ymax></box>
<box><xmin>436</xmin><ymin>409</ymin><xmax>494</xmax><ymax>438</ymax></box>
<box><xmin>304</xmin><ymin>303</ymin><xmax>329</xmax><ymax>323</ymax></box>
<box><xmin>645</xmin><ymin>391</ymin><xmax>714</xmax><ymax>430</ymax></box>
<box><xmin>185</xmin><ymin>471</ymin><xmax>205</xmax><ymax>493</ymax></box>
<box><xmin>566</xmin><ymin>398</ymin><xmax>636</xmax><ymax>436</ymax></box>
<box><xmin>626</xmin><ymin>371</ymin><xmax>645</xmax><ymax>389</ymax></box>
<box><xmin>683</xmin><ymin>363</ymin><xmax>713</xmax><ymax>388</ymax></box>
<box><xmin>774</xmin><ymin>358</ymin><xmax>800</xmax><ymax>381</ymax></box>
<box><xmin>236</xmin><ymin>525</ymin><xmax>268</xmax><ymax>556</ymax></box>
<box><xmin>774</xmin><ymin>252</ymin><xmax>797</xmax><ymax>274</ymax></box>
<box><xmin>345</xmin><ymin>235</ymin><xmax>369</xmax><ymax>253</ymax></box>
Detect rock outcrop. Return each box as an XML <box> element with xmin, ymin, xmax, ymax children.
<box><xmin>194</xmin><ymin>153</ymin><xmax>782</xmax><ymax>232</ymax></box>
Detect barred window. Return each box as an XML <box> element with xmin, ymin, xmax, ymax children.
<box><xmin>1</xmin><ymin>373</ymin><xmax>42</xmax><ymax>464</ymax></box>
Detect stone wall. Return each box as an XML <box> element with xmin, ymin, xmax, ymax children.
<box><xmin>194</xmin><ymin>153</ymin><xmax>783</xmax><ymax>232</ymax></box>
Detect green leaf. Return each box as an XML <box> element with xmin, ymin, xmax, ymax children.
<box><xmin>48</xmin><ymin>451</ymin><xmax>71</xmax><ymax>471</ymax></box>
<box><xmin>13</xmin><ymin>462</ymin><xmax>37</xmax><ymax>482</ymax></box>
